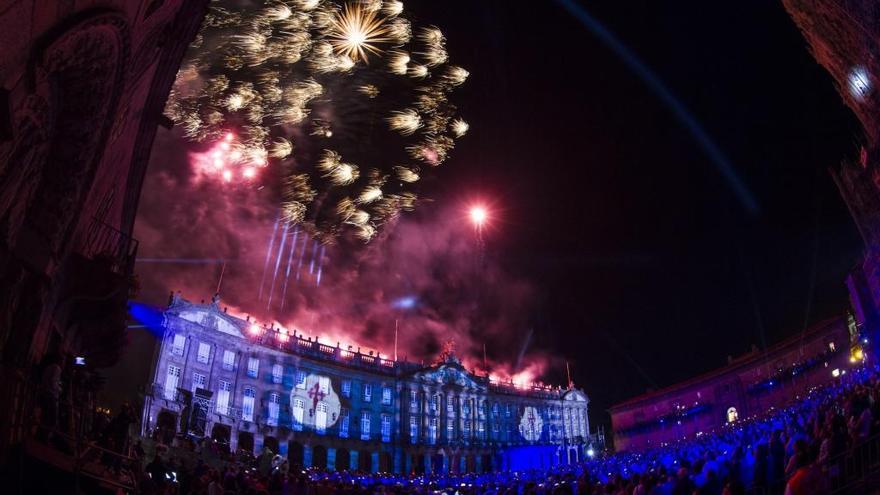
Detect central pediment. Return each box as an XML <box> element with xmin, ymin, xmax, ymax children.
<box><xmin>411</xmin><ymin>363</ymin><xmax>485</xmax><ymax>390</ymax></box>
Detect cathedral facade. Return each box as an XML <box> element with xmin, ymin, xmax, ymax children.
<box><xmin>141</xmin><ymin>296</ymin><xmax>592</xmax><ymax>474</ymax></box>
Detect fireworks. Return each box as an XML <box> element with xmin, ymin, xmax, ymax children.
<box><xmin>328</xmin><ymin>2</ymin><xmax>392</xmax><ymax>64</ymax></box>
<box><xmin>167</xmin><ymin>0</ymin><xmax>468</xmax><ymax>242</ymax></box>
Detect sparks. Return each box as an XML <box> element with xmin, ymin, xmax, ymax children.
<box><xmin>470</xmin><ymin>206</ymin><xmax>487</xmax><ymax>226</ymax></box>
<box><xmin>329</xmin><ymin>2</ymin><xmax>392</xmax><ymax>64</ymax></box>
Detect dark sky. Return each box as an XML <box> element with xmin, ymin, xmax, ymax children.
<box><xmin>112</xmin><ymin>1</ymin><xmax>866</xmax><ymax>433</ymax></box>
<box><xmin>409</xmin><ymin>0</ymin><xmax>864</xmax><ymax>428</ymax></box>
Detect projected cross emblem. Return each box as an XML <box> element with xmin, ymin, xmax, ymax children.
<box><xmin>527</xmin><ymin>409</ymin><xmax>536</xmax><ymax>436</ymax></box>
<box><xmin>308</xmin><ymin>382</ymin><xmax>326</xmax><ymax>411</ymax></box>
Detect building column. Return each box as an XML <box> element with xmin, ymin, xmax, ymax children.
<box><xmin>371</xmin><ymin>451</ymin><xmax>379</xmax><ymax>473</ymax></box>
<box><xmin>393</xmin><ymin>448</ymin><xmax>402</xmax><ymax>474</ymax></box>
<box><xmin>476</xmin><ymin>454</ymin><xmax>482</xmax><ymax>473</ymax></box>
<box><xmin>327</xmin><ymin>448</ymin><xmax>336</xmax><ymax>471</ymax></box>
<box><xmin>303</xmin><ymin>444</ymin><xmax>312</xmax><ymax>468</ymax></box>
<box><xmin>229</xmin><ymin>427</ymin><xmax>238</xmax><ymax>453</ymax></box>
<box><xmin>255</xmin><ymin>433</ymin><xmax>264</xmax><ymax>454</ymax></box>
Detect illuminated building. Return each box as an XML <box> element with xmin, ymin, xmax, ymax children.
<box><xmin>610</xmin><ymin>317</ymin><xmax>854</xmax><ymax>452</ymax></box>
<box><xmin>141</xmin><ymin>295</ymin><xmax>594</xmax><ymax>473</ymax></box>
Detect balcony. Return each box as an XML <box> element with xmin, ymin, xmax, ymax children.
<box><xmin>79</xmin><ymin>216</ymin><xmax>139</xmax><ymax>277</ymax></box>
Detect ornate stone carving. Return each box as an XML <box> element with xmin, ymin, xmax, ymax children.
<box><xmin>20</xmin><ymin>12</ymin><xmax>130</xmax><ymax>259</ymax></box>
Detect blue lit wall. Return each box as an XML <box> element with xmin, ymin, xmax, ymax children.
<box><xmin>502</xmin><ymin>445</ymin><xmax>558</xmax><ymax>471</ymax></box>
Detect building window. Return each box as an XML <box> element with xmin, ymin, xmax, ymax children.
<box><xmin>478</xmin><ymin>421</ymin><xmax>485</xmax><ymax>439</ymax></box>
<box><xmin>341</xmin><ymin>380</ymin><xmax>351</xmax><ymax>397</ymax></box>
<box><xmin>222</xmin><ymin>350</ymin><xmax>235</xmax><ymax>370</ymax></box>
<box><xmin>318</xmin><ymin>376</ymin><xmax>330</xmax><ymax>394</ymax></box>
<box><xmin>382</xmin><ymin>386</ymin><xmax>392</xmax><ymax>405</ymax></box>
<box><xmin>409</xmin><ymin>416</ymin><xmax>419</xmax><ymax>444</ymax></box>
<box><xmin>381</xmin><ymin>413</ymin><xmax>392</xmax><ymax>442</ymax></box>
<box><xmin>316</xmin><ymin>402</ymin><xmax>328</xmax><ymax>434</ymax></box>
<box><xmin>410</xmin><ymin>390</ymin><xmax>418</xmax><ymax>412</ymax></box>
<box><xmin>431</xmin><ymin>394</ymin><xmax>439</xmax><ymax>412</ymax></box>
<box><xmin>463</xmin><ymin>421</ymin><xmax>471</xmax><ymax>439</ymax></box>
<box><xmin>272</xmin><ymin>364</ymin><xmax>283</xmax><ymax>384</ymax></box>
<box><xmin>247</xmin><ymin>357</ymin><xmax>259</xmax><ymax>378</ymax></box>
<box><xmin>192</xmin><ymin>372</ymin><xmax>206</xmax><ymax>393</ymax></box>
<box><xmin>360</xmin><ymin>411</ymin><xmax>371</xmax><ymax>440</ymax></box>
<box><xmin>171</xmin><ymin>334</ymin><xmax>185</xmax><ymax>356</ymax></box>
<box><xmin>447</xmin><ymin>395</ymin><xmax>455</xmax><ymax>413</ymax></box>
<box><xmin>292</xmin><ymin>398</ymin><xmax>304</xmax><ymax>430</ymax></box>
<box><xmin>339</xmin><ymin>409</ymin><xmax>350</xmax><ymax>438</ymax></box>
<box><xmin>505</xmin><ymin>403</ymin><xmax>512</xmax><ymax>417</ymax></box>
<box><xmin>462</xmin><ymin>400</ymin><xmax>471</xmax><ymax>417</ymax></box>
<box><xmin>727</xmin><ymin>406</ymin><xmax>739</xmax><ymax>423</ymax></box>
<box><xmin>216</xmin><ymin>380</ymin><xmax>231</xmax><ymax>415</ymax></box>
<box><xmin>447</xmin><ymin>420</ymin><xmax>454</xmax><ymax>441</ymax></box>
<box><xmin>492</xmin><ymin>403</ymin><xmax>499</xmax><ymax>417</ymax></box>
<box><xmin>268</xmin><ymin>392</ymin><xmax>281</xmax><ymax>426</ymax></box>
<box><xmin>197</xmin><ymin>342</ymin><xmax>210</xmax><ymax>364</ymax></box>
<box><xmin>295</xmin><ymin>370</ymin><xmax>306</xmax><ymax>389</ymax></box>
<box><xmin>164</xmin><ymin>365</ymin><xmax>180</xmax><ymax>400</ymax></box>
<box><xmin>242</xmin><ymin>388</ymin><xmax>256</xmax><ymax>422</ymax></box>
<box><xmin>363</xmin><ymin>383</ymin><xmax>372</xmax><ymax>402</ymax></box>
<box><xmin>429</xmin><ymin>417</ymin><xmax>438</xmax><ymax>444</ymax></box>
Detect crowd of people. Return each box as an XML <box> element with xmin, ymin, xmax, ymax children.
<box><xmin>134</xmin><ymin>367</ymin><xmax>880</xmax><ymax>495</ymax></box>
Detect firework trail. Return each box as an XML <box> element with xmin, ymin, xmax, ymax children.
<box><xmin>258</xmin><ymin>214</ymin><xmax>281</xmax><ymax>301</ymax></box>
<box><xmin>279</xmin><ymin>226</ymin><xmax>300</xmax><ymax>312</ymax></box>
<box><xmin>266</xmin><ymin>223</ymin><xmax>289</xmax><ymax>310</ymax></box>
<box><xmin>316</xmin><ymin>245</ymin><xmax>326</xmax><ymax>286</ymax></box>
<box><xmin>295</xmin><ymin>229</ymin><xmax>309</xmax><ymax>281</ymax></box>
<box><xmin>166</xmin><ymin>0</ymin><xmax>469</xmax><ymax>242</ymax></box>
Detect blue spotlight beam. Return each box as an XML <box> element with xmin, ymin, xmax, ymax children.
<box><xmin>555</xmin><ymin>0</ymin><xmax>759</xmax><ymax>214</ymax></box>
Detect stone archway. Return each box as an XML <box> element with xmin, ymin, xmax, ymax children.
<box><xmin>335</xmin><ymin>448</ymin><xmax>350</xmax><ymax>471</ymax></box>
<box><xmin>312</xmin><ymin>445</ymin><xmax>328</xmax><ymax>469</ymax></box>
<box><xmin>287</xmin><ymin>440</ymin><xmax>303</xmax><ymax>467</ymax></box>
<box><xmin>155</xmin><ymin>409</ymin><xmax>176</xmax><ymax>444</ymax></box>
<box><xmin>263</xmin><ymin>436</ymin><xmax>280</xmax><ymax>456</ymax></box>
<box><xmin>238</xmin><ymin>431</ymin><xmax>254</xmax><ymax>454</ymax></box>
<box><xmin>358</xmin><ymin>450</ymin><xmax>372</xmax><ymax>472</ymax></box>
<box><xmin>378</xmin><ymin>451</ymin><xmax>392</xmax><ymax>473</ymax></box>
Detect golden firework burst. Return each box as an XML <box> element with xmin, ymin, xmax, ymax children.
<box><xmin>328</xmin><ymin>2</ymin><xmax>392</xmax><ymax>64</ymax></box>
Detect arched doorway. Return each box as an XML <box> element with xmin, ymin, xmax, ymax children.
<box><xmin>336</xmin><ymin>448</ymin><xmax>350</xmax><ymax>471</ymax></box>
<box><xmin>288</xmin><ymin>441</ymin><xmax>303</xmax><ymax>467</ymax></box>
<box><xmin>312</xmin><ymin>445</ymin><xmax>328</xmax><ymax>469</ymax></box>
<box><xmin>358</xmin><ymin>450</ymin><xmax>372</xmax><ymax>472</ymax></box>
<box><xmin>156</xmin><ymin>410</ymin><xmax>177</xmax><ymax>444</ymax></box>
<box><xmin>411</xmin><ymin>454</ymin><xmax>424</xmax><ymax>474</ymax></box>
<box><xmin>378</xmin><ymin>451</ymin><xmax>392</xmax><ymax>473</ymax></box>
<box><xmin>466</xmin><ymin>455</ymin><xmax>476</xmax><ymax>473</ymax></box>
<box><xmin>263</xmin><ymin>436</ymin><xmax>280</xmax><ymax>455</ymax></box>
<box><xmin>211</xmin><ymin>424</ymin><xmax>231</xmax><ymax>443</ymax></box>
<box><xmin>238</xmin><ymin>432</ymin><xmax>254</xmax><ymax>454</ymax></box>
<box><xmin>480</xmin><ymin>454</ymin><xmax>492</xmax><ymax>473</ymax></box>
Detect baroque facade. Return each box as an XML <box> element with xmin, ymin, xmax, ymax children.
<box><xmin>0</xmin><ymin>1</ymin><xmax>208</xmax><ymax>459</ymax></box>
<box><xmin>142</xmin><ymin>296</ymin><xmax>592</xmax><ymax>474</ymax></box>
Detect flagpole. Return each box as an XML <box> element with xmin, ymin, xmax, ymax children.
<box><xmin>394</xmin><ymin>319</ymin><xmax>399</xmax><ymax>362</ymax></box>
<box><xmin>566</xmin><ymin>360</ymin><xmax>573</xmax><ymax>389</ymax></box>
<box><xmin>216</xmin><ymin>261</ymin><xmax>226</xmax><ymax>295</ymax></box>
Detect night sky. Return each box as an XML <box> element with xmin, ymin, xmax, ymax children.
<box><xmin>111</xmin><ymin>1</ymin><xmax>866</xmax><ymax>433</ymax></box>
<box><xmin>409</xmin><ymin>0</ymin><xmax>863</xmax><ymax>428</ymax></box>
